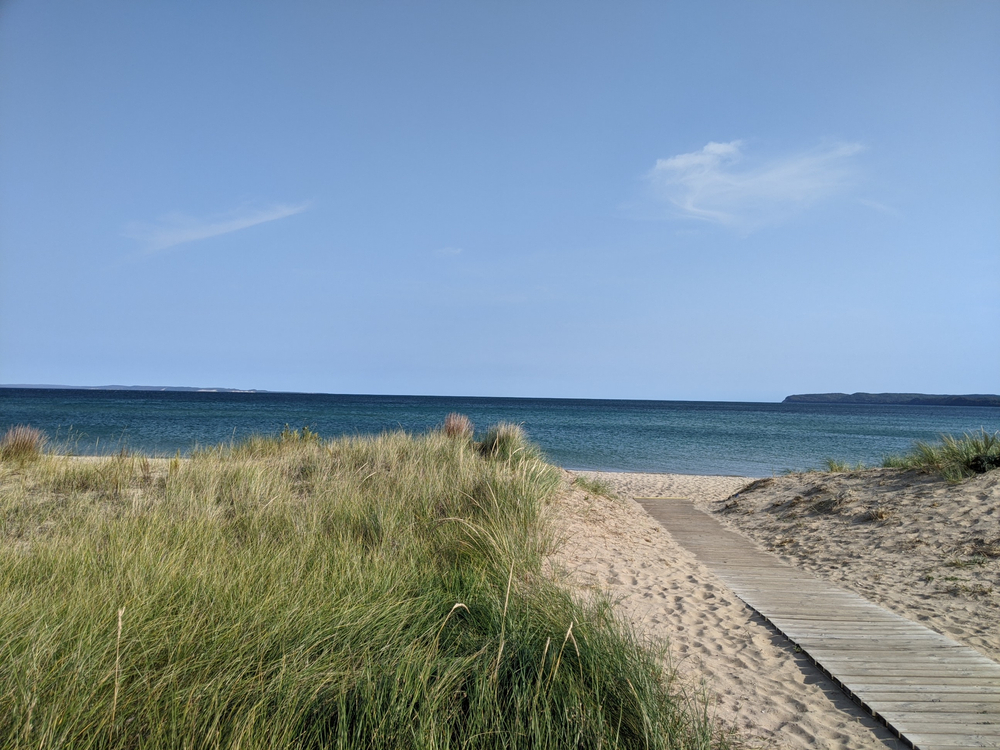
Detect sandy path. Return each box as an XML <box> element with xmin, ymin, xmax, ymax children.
<box><xmin>548</xmin><ymin>471</ymin><xmax>905</xmax><ymax>749</ymax></box>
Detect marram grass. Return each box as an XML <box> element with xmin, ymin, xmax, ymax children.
<box><xmin>0</xmin><ymin>427</ymin><xmax>731</xmax><ymax>749</ymax></box>
<box><xmin>571</xmin><ymin>476</ymin><xmax>618</xmax><ymax>500</ymax></box>
<box><xmin>880</xmin><ymin>429</ymin><xmax>1000</xmax><ymax>482</ymax></box>
<box><xmin>0</xmin><ymin>424</ymin><xmax>46</xmax><ymax>463</ymax></box>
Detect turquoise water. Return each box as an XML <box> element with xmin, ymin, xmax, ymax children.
<box><xmin>2</xmin><ymin>388</ymin><xmax>998</xmax><ymax>476</ymax></box>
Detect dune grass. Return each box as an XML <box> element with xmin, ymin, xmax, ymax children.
<box><xmin>881</xmin><ymin>429</ymin><xmax>1000</xmax><ymax>482</ymax></box>
<box><xmin>476</xmin><ymin>422</ymin><xmax>538</xmax><ymax>463</ymax></box>
<box><xmin>0</xmin><ymin>424</ymin><xmax>47</xmax><ymax>463</ymax></box>
<box><xmin>571</xmin><ymin>475</ymin><xmax>619</xmax><ymax>500</ymax></box>
<box><xmin>442</xmin><ymin>413</ymin><xmax>474</xmax><ymax>441</ymax></box>
<box><xmin>0</xmin><ymin>424</ymin><xmax>730</xmax><ymax>749</ymax></box>
<box><xmin>821</xmin><ymin>459</ymin><xmax>867</xmax><ymax>473</ymax></box>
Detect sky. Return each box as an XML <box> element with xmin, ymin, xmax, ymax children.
<box><xmin>1</xmin><ymin>1</ymin><xmax>998</xmax><ymax>401</ymax></box>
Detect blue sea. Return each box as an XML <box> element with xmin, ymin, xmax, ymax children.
<box><xmin>2</xmin><ymin>388</ymin><xmax>998</xmax><ymax>477</ymax></box>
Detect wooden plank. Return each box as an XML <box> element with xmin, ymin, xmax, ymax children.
<box><xmin>638</xmin><ymin>497</ymin><xmax>1000</xmax><ymax>750</ymax></box>
<box><xmin>799</xmin><ymin>637</ymin><xmax>973</xmax><ymax>646</ymax></box>
<box><xmin>750</xmin><ymin>611</ymin><xmax>921</xmax><ymax>622</ymax></box>
<box><xmin>747</xmin><ymin>602</ymin><xmax>904</xmax><ymax>609</ymax></box>
<box><xmin>781</xmin><ymin>629</ymin><xmax>953</xmax><ymax>638</ymax></box>
<box><xmin>784</xmin><ymin>633</ymin><xmax>965</xmax><ymax>644</ymax></box>
<box><xmin>756</xmin><ymin>619</ymin><xmax>934</xmax><ymax>633</ymax></box>
<box><xmin>891</xmin><ymin>721</ymin><xmax>1000</xmax><ymax>735</ymax></box>
<box><xmin>820</xmin><ymin>666</ymin><xmax>999</xmax><ymax>679</ymax></box>
<box><xmin>776</xmin><ymin>621</ymin><xmax>934</xmax><ymax>629</ymax></box>
<box><xmin>807</xmin><ymin>656</ymin><xmax>994</xmax><ymax>669</ymax></box>
<box><xmin>804</xmin><ymin>647</ymin><xmax>994</xmax><ymax>659</ymax></box>
<box><xmin>862</xmin><ymin>686</ymin><xmax>1000</xmax><ymax>695</ymax></box>
<box><xmin>847</xmin><ymin>680</ymin><xmax>1000</xmax><ymax>691</ymax></box>
<box><xmin>867</xmin><ymin>693</ymin><xmax>1000</xmax><ymax>702</ymax></box>
<box><xmin>808</xmin><ymin>651</ymin><xmax>997</xmax><ymax>664</ymax></box>
<box><xmin>870</xmin><ymin>701</ymin><xmax>1000</xmax><ymax>712</ymax></box>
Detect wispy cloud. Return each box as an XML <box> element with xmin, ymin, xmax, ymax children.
<box><xmin>124</xmin><ymin>202</ymin><xmax>311</xmax><ymax>253</ymax></box>
<box><xmin>646</xmin><ymin>140</ymin><xmax>863</xmax><ymax>231</ymax></box>
<box><xmin>858</xmin><ymin>198</ymin><xmax>900</xmax><ymax>217</ymax></box>
<box><xmin>434</xmin><ymin>246</ymin><xmax>464</xmax><ymax>257</ymax></box>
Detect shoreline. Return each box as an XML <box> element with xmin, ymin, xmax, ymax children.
<box><xmin>562</xmin><ymin>467</ymin><xmax>758</xmax><ymax>478</ymax></box>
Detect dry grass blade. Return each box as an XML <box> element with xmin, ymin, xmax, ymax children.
<box><xmin>0</xmin><ymin>424</ymin><xmax>47</xmax><ymax>463</ymax></box>
<box><xmin>111</xmin><ymin>607</ymin><xmax>124</xmax><ymax>730</ymax></box>
<box><xmin>494</xmin><ymin>561</ymin><xmax>514</xmax><ymax>678</ymax></box>
<box><xmin>443</xmin><ymin>413</ymin><xmax>474</xmax><ymax>440</ymax></box>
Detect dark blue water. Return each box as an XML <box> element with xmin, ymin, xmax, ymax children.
<box><xmin>2</xmin><ymin>389</ymin><xmax>998</xmax><ymax>476</ymax></box>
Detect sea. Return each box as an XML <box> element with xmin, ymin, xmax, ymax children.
<box><xmin>2</xmin><ymin>388</ymin><xmax>999</xmax><ymax>477</ymax></box>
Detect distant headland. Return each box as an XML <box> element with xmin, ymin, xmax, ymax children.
<box><xmin>0</xmin><ymin>384</ymin><xmax>268</xmax><ymax>393</ymax></box>
<box><xmin>783</xmin><ymin>392</ymin><xmax>1000</xmax><ymax>407</ymax></box>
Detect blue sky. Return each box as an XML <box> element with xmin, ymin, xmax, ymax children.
<box><xmin>1</xmin><ymin>1</ymin><xmax>998</xmax><ymax>401</ymax></box>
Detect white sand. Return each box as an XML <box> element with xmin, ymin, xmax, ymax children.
<box><xmin>548</xmin><ymin>471</ymin><xmax>909</xmax><ymax>749</ymax></box>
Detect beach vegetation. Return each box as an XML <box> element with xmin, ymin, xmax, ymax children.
<box><xmin>822</xmin><ymin>459</ymin><xmax>867</xmax><ymax>473</ymax></box>
<box><xmin>572</xmin><ymin>475</ymin><xmax>619</xmax><ymax>499</ymax></box>
<box><xmin>950</xmin><ymin>583</ymin><xmax>995</xmax><ymax>598</ymax></box>
<box><xmin>881</xmin><ymin>429</ymin><xmax>1000</xmax><ymax>482</ymax></box>
<box><xmin>0</xmin><ymin>424</ymin><xmax>47</xmax><ymax>463</ymax></box>
<box><xmin>730</xmin><ymin>477</ymin><xmax>773</xmax><ymax>497</ymax></box>
<box><xmin>810</xmin><ymin>494</ymin><xmax>852</xmax><ymax>515</ymax></box>
<box><xmin>859</xmin><ymin>505</ymin><xmax>893</xmax><ymax>523</ymax></box>
<box><xmin>442</xmin><ymin>412</ymin><xmax>474</xmax><ymax>440</ymax></box>
<box><xmin>476</xmin><ymin>421</ymin><xmax>539</xmax><ymax>463</ymax></box>
<box><xmin>0</xmin><ymin>426</ymin><xmax>732</xmax><ymax>749</ymax></box>
<box><xmin>280</xmin><ymin>423</ymin><xmax>321</xmax><ymax>443</ymax></box>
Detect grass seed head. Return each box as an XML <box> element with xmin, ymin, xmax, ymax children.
<box><xmin>443</xmin><ymin>413</ymin><xmax>474</xmax><ymax>440</ymax></box>
<box><xmin>0</xmin><ymin>424</ymin><xmax>47</xmax><ymax>463</ymax></box>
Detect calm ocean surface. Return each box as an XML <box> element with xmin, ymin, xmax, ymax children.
<box><xmin>2</xmin><ymin>388</ymin><xmax>998</xmax><ymax>477</ymax></box>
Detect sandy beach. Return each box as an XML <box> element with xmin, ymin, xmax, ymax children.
<box><xmin>546</xmin><ymin>467</ymin><xmax>998</xmax><ymax>748</ymax></box>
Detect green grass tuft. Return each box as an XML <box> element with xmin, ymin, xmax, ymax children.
<box><xmin>822</xmin><ymin>459</ymin><xmax>867</xmax><ymax>473</ymax></box>
<box><xmin>881</xmin><ymin>429</ymin><xmax>1000</xmax><ymax>482</ymax></box>
<box><xmin>572</xmin><ymin>475</ymin><xmax>619</xmax><ymax>499</ymax></box>
<box><xmin>0</xmin><ymin>426</ymin><xmax>731</xmax><ymax>749</ymax></box>
<box><xmin>280</xmin><ymin>423</ymin><xmax>321</xmax><ymax>443</ymax></box>
<box><xmin>476</xmin><ymin>422</ymin><xmax>540</xmax><ymax>463</ymax></box>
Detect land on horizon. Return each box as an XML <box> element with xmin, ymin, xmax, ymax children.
<box><xmin>0</xmin><ymin>384</ymin><xmax>268</xmax><ymax>393</ymax></box>
<box><xmin>784</xmin><ymin>392</ymin><xmax>1000</xmax><ymax>407</ymax></box>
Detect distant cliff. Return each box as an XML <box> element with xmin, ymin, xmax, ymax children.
<box><xmin>783</xmin><ymin>392</ymin><xmax>1000</xmax><ymax>407</ymax></box>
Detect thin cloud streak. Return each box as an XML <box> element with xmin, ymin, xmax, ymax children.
<box><xmin>858</xmin><ymin>198</ymin><xmax>901</xmax><ymax>217</ymax></box>
<box><xmin>124</xmin><ymin>202</ymin><xmax>311</xmax><ymax>253</ymax></box>
<box><xmin>647</xmin><ymin>140</ymin><xmax>863</xmax><ymax>231</ymax></box>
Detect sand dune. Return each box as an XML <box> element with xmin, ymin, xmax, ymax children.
<box><xmin>703</xmin><ymin>467</ymin><xmax>1000</xmax><ymax>662</ymax></box>
<box><xmin>549</xmin><ymin>471</ymin><xmax>919</xmax><ymax>749</ymax></box>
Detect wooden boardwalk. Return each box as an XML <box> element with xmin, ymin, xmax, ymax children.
<box><xmin>635</xmin><ymin>497</ymin><xmax>1000</xmax><ymax>750</ymax></box>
